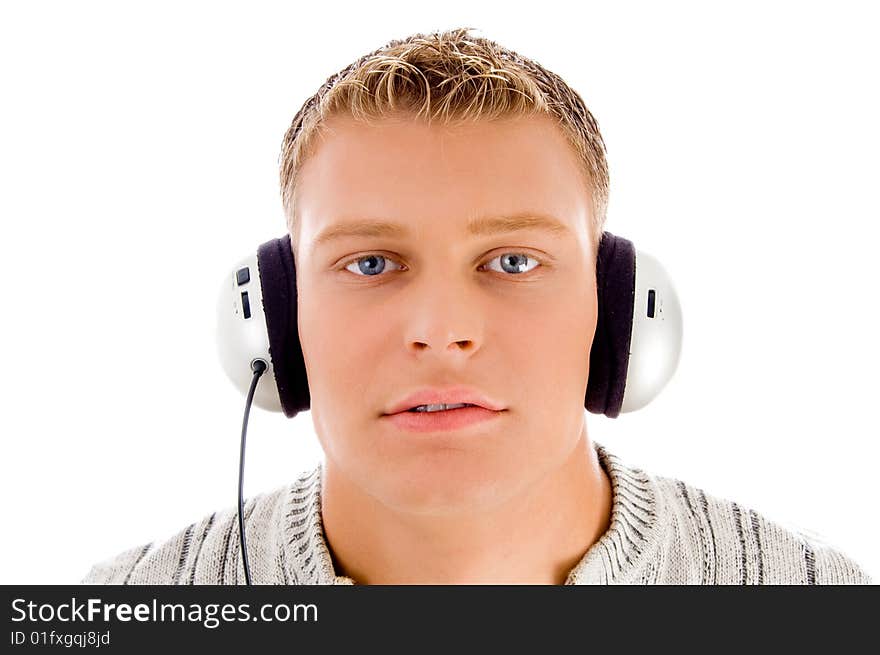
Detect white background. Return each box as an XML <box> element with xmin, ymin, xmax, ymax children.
<box><xmin>1</xmin><ymin>0</ymin><xmax>877</xmax><ymax>584</ymax></box>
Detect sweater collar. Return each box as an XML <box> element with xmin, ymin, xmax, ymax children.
<box><xmin>280</xmin><ymin>467</ymin><xmax>351</xmax><ymax>585</ymax></box>
<box><xmin>282</xmin><ymin>440</ymin><xmax>660</xmax><ymax>585</ymax></box>
<box><xmin>563</xmin><ymin>440</ymin><xmax>661</xmax><ymax>584</ymax></box>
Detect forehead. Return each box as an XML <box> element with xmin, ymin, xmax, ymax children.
<box><xmin>294</xmin><ymin>113</ymin><xmax>591</xmax><ymax>251</ymax></box>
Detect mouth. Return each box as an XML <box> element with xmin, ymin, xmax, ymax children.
<box><xmin>402</xmin><ymin>402</ymin><xmax>480</xmax><ymax>413</ymax></box>
<box><xmin>382</xmin><ymin>403</ymin><xmax>505</xmax><ymax>433</ymax></box>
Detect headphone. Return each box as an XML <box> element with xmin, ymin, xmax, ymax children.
<box><xmin>217</xmin><ymin>230</ymin><xmax>683</xmax><ymax>420</ymax></box>
<box><xmin>214</xmin><ymin>229</ymin><xmax>683</xmax><ymax>584</ymax></box>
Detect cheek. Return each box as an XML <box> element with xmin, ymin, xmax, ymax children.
<box><xmin>501</xmin><ymin>286</ymin><xmax>596</xmax><ymax>419</ymax></box>
<box><xmin>507</xmin><ymin>284</ymin><xmax>595</xmax><ymax>361</ymax></box>
<box><xmin>298</xmin><ymin>285</ymin><xmax>388</xmax><ymax>410</ymax></box>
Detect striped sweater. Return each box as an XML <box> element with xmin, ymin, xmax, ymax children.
<box><xmin>81</xmin><ymin>440</ymin><xmax>872</xmax><ymax>585</ymax></box>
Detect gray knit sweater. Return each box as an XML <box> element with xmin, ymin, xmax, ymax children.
<box><xmin>81</xmin><ymin>440</ymin><xmax>872</xmax><ymax>585</ymax></box>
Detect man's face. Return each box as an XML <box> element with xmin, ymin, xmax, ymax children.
<box><xmin>293</xmin><ymin>112</ymin><xmax>598</xmax><ymax>517</ymax></box>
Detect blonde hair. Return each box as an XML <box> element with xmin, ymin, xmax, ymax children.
<box><xmin>279</xmin><ymin>26</ymin><xmax>609</xmax><ymax>256</ymax></box>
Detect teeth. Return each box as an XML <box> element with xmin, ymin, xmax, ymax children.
<box><xmin>409</xmin><ymin>403</ymin><xmax>474</xmax><ymax>413</ymax></box>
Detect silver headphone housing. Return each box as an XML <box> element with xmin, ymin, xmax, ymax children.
<box><xmin>216</xmin><ymin>253</ymin><xmax>284</xmax><ymax>412</ymax></box>
<box><xmin>619</xmin><ymin>249</ymin><xmax>683</xmax><ymax>413</ymax></box>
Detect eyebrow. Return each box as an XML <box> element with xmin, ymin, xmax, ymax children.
<box><xmin>312</xmin><ymin>212</ymin><xmax>572</xmax><ymax>249</ymax></box>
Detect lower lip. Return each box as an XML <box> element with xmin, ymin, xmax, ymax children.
<box><xmin>383</xmin><ymin>406</ymin><xmax>504</xmax><ymax>432</ymax></box>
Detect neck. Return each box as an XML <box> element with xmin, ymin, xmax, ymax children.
<box><xmin>320</xmin><ymin>423</ymin><xmax>613</xmax><ymax>585</ymax></box>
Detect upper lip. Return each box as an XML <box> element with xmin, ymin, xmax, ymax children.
<box><xmin>383</xmin><ymin>386</ymin><xmax>505</xmax><ymax>415</ymax></box>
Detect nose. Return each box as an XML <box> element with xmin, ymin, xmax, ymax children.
<box><xmin>403</xmin><ymin>274</ymin><xmax>483</xmax><ymax>359</ymax></box>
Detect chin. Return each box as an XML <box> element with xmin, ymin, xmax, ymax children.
<box><xmin>373</xmin><ymin>458</ymin><xmax>521</xmax><ymax>517</ymax></box>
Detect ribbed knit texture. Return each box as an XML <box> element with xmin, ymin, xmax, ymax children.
<box><xmin>81</xmin><ymin>440</ymin><xmax>872</xmax><ymax>585</ymax></box>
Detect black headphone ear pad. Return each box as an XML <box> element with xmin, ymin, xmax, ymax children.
<box><xmin>585</xmin><ymin>232</ymin><xmax>636</xmax><ymax>418</ymax></box>
<box><xmin>257</xmin><ymin>234</ymin><xmax>310</xmax><ymax>418</ymax></box>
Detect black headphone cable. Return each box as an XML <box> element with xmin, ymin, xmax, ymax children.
<box><xmin>238</xmin><ymin>358</ymin><xmax>267</xmax><ymax>586</ymax></box>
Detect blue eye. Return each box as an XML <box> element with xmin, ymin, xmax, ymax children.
<box><xmin>344</xmin><ymin>254</ymin><xmax>404</xmax><ymax>277</ymax></box>
<box><xmin>483</xmin><ymin>253</ymin><xmax>540</xmax><ymax>275</ymax></box>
